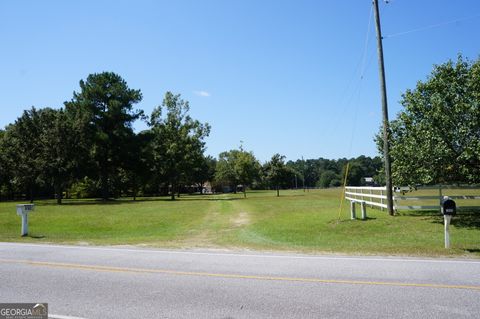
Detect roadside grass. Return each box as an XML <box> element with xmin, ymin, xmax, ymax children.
<box><xmin>0</xmin><ymin>189</ymin><xmax>478</xmax><ymax>257</ymax></box>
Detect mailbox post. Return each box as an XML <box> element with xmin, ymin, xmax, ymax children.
<box><xmin>16</xmin><ymin>204</ymin><xmax>35</xmax><ymax>237</ymax></box>
<box><xmin>441</xmin><ymin>196</ymin><xmax>456</xmax><ymax>249</ymax></box>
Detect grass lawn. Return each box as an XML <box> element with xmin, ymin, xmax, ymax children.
<box><xmin>0</xmin><ymin>189</ymin><xmax>479</xmax><ymax>257</ymax></box>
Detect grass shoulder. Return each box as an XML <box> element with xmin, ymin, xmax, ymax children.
<box><xmin>0</xmin><ymin>189</ymin><xmax>478</xmax><ymax>258</ymax></box>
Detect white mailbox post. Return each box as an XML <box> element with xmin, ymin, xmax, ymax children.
<box><xmin>16</xmin><ymin>204</ymin><xmax>35</xmax><ymax>236</ymax></box>
<box><xmin>441</xmin><ymin>196</ymin><xmax>456</xmax><ymax>249</ymax></box>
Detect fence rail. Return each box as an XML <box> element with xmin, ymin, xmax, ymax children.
<box><xmin>345</xmin><ymin>186</ymin><xmax>480</xmax><ymax>213</ymax></box>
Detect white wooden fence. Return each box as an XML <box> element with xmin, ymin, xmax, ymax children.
<box><xmin>345</xmin><ymin>185</ymin><xmax>480</xmax><ymax>215</ymax></box>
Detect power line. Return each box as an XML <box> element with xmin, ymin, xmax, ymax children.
<box><xmin>335</xmin><ymin>4</ymin><xmax>374</xmax><ymax>221</ymax></box>
<box><xmin>334</xmin><ymin>3</ymin><xmax>374</xmax><ymax>129</ymax></box>
<box><xmin>384</xmin><ymin>14</ymin><xmax>480</xmax><ymax>39</ymax></box>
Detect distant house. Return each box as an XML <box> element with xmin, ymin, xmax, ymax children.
<box><xmin>362</xmin><ymin>177</ymin><xmax>375</xmax><ymax>186</ymax></box>
<box><xmin>202</xmin><ymin>182</ymin><xmax>213</xmax><ymax>194</ymax></box>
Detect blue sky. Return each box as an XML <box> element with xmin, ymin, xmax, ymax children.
<box><xmin>1</xmin><ymin>0</ymin><xmax>479</xmax><ymax>162</ymax></box>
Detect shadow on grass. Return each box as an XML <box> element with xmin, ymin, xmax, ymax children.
<box><xmin>34</xmin><ymin>195</ymin><xmax>245</xmax><ymax>207</ymax></box>
<box><xmin>450</xmin><ymin>213</ymin><xmax>480</xmax><ymax>229</ymax></box>
<box><xmin>465</xmin><ymin>249</ymin><xmax>480</xmax><ymax>254</ymax></box>
<box><xmin>35</xmin><ymin>199</ymin><xmax>129</xmax><ymax>207</ymax></box>
<box><xmin>402</xmin><ymin>209</ymin><xmax>480</xmax><ymax>230</ymax></box>
<box><xmin>27</xmin><ymin>234</ymin><xmax>45</xmax><ymax>239</ymax></box>
<box><xmin>328</xmin><ymin>217</ymin><xmax>377</xmax><ymax>224</ymax></box>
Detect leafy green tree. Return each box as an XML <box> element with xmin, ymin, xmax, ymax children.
<box><xmin>318</xmin><ymin>170</ymin><xmax>338</xmax><ymax>188</ymax></box>
<box><xmin>215</xmin><ymin>151</ymin><xmax>238</xmax><ymax>192</ymax></box>
<box><xmin>264</xmin><ymin>153</ymin><xmax>292</xmax><ymax>197</ymax></box>
<box><xmin>191</xmin><ymin>155</ymin><xmax>216</xmax><ymax>194</ymax></box>
<box><xmin>345</xmin><ymin>162</ymin><xmax>364</xmax><ymax>186</ymax></box>
<box><xmin>5</xmin><ymin>108</ymin><xmax>44</xmax><ymax>202</ymax></box>
<box><xmin>235</xmin><ymin>149</ymin><xmax>261</xmax><ymax>198</ymax></box>
<box><xmin>215</xmin><ymin>148</ymin><xmax>260</xmax><ymax>197</ymax></box>
<box><xmin>121</xmin><ymin>130</ymin><xmax>154</xmax><ymax>200</ymax></box>
<box><xmin>65</xmin><ymin>72</ymin><xmax>143</xmax><ymax>199</ymax></box>
<box><xmin>378</xmin><ymin>55</ymin><xmax>480</xmax><ymax>186</ymax></box>
<box><xmin>150</xmin><ymin>92</ymin><xmax>210</xmax><ymax>200</ymax></box>
<box><xmin>0</xmin><ymin>129</ymin><xmax>15</xmax><ymax>199</ymax></box>
<box><xmin>37</xmin><ymin>108</ymin><xmax>77</xmax><ymax>204</ymax></box>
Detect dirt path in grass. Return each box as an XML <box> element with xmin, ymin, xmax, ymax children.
<box><xmin>176</xmin><ymin>196</ymin><xmax>252</xmax><ymax>247</ymax></box>
<box><xmin>230</xmin><ymin>211</ymin><xmax>250</xmax><ymax>227</ymax></box>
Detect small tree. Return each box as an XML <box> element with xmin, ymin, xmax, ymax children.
<box><xmin>215</xmin><ymin>150</ymin><xmax>239</xmax><ymax>193</ymax></box>
<box><xmin>215</xmin><ymin>148</ymin><xmax>260</xmax><ymax>197</ymax></box>
<box><xmin>191</xmin><ymin>155</ymin><xmax>216</xmax><ymax>194</ymax></box>
<box><xmin>150</xmin><ymin>92</ymin><xmax>210</xmax><ymax>200</ymax></box>
<box><xmin>264</xmin><ymin>154</ymin><xmax>291</xmax><ymax>197</ymax></box>
<box><xmin>235</xmin><ymin>150</ymin><xmax>261</xmax><ymax>198</ymax></box>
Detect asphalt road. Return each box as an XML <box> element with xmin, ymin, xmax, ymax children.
<box><xmin>0</xmin><ymin>243</ymin><xmax>479</xmax><ymax>319</ymax></box>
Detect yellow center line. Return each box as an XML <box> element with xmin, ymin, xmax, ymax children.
<box><xmin>1</xmin><ymin>258</ymin><xmax>479</xmax><ymax>291</ymax></box>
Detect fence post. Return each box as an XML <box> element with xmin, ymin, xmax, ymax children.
<box><xmin>350</xmin><ymin>201</ymin><xmax>356</xmax><ymax>220</ymax></box>
<box><xmin>380</xmin><ymin>189</ymin><xmax>384</xmax><ymax>211</ymax></box>
<box><xmin>370</xmin><ymin>189</ymin><xmax>373</xmax><ymax>208</ymax></box>
<box><xmin>361</xmin><ymin>201</ymin><xmax>367</xmax><ymax>220</ymax></box>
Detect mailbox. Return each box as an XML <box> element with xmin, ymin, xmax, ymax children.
<box><xmin>441</xmin><ymin>198</ymin><xmax>456</xmax><ymax>216</ymax></box>
<box><xmin>16</xmin><ymin>204</ymin><xmax>35</xmax><ymax>236</ymax></box>
<box><xmin>441</xmin><ymin>197</ymin><xmax>455</xmax><ymax>249</ymax></box>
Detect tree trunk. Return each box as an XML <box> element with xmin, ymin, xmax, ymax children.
<box><xmin>171</xmin><ymin>183</ymin><xmax>176</xmax><ymax>200</ymax></box>
<box><xmin>100</xmin><ymin>174</ymin><xmax>109</xmax><ymax>200</ymax></box>
<box><xmin>8</xmin><ymin>184</ymin><xmax>14</xmax><ymax>200</ymax></box>
<box><xmin>243</xmin><ymin>188</ymin><xmax>247</xmax><ymax>198</ymax></box>
<box><xmin>55</xmin><ymin>183</ymin><xmax>63</xmax><ymax>205</ymax></box>
<box><xmin>29</xmin><ymin>185</ymin><xmax>34</xmax><ymax>203</ymax></box>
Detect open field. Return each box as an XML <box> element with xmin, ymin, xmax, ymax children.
<box><xmin>0</xmin><ymin>189</ymin><xmax>479</xmax><ymax>257</ymax></box>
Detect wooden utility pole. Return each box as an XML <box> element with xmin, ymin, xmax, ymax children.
<box><xmin>373</xmin><ymin>0</ymin><xmax>394</xmax><ymax>216</ymax></box>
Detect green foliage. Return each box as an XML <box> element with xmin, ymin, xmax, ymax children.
<box><xmin>215</xmin><ymin>148</ymin><xmax>261</xmax><ymax>197</ymax></box>
<box><xmin>317</xmin><ymin>170</ymin><xmax>338</xmax><ymax>188</ymax></box>
<box><xmin>0</xmin><ymin>70</ymin><xmax>384</xmax><ymax>202</ymax></box>
<box><xmin>36</xmin><ymin>108</ymin><xmax>78</xmax><ymax>203</ymax></box>
<box><xmin>69</xmin><ymin>177</ymin><xmax>100</xmax><ymax>199</ymax></box>
<box><xmin>378</xmin><ymin>55</ymin><xmax>480</xmax><ymax>186</ymax></box>
<box><xmin>65</xmin><ymin>72</ymin><xmax>143</xmax><ymax>199</ymax></box>
<box><xmin>287</xmin><ymin>156</ymin><xmax>382</xmax><ymax>188</ymax></box>
<box><xmin>264</xmin><ymin>154</ymin><xmax>293</xmax><ymax>196</ymax></box>
<box><xmin>192</xmin><ymin>155</ymin><xmax>217</xmax><ymax>192</ymax></box>
<box><xmin>3</xmin><ymin>107</ymin><xmax>44</xmax><ymax>201</ymax></box>
<box><xmin>150</xmin><ymin>92</ymin><xmax>210</xmax><ymax>199</ymax></box>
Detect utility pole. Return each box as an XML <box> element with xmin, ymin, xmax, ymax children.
<box><xmin>373</xmin><ymin>0</ymin><xmax>394</xmax><ymax>216</ymax></box>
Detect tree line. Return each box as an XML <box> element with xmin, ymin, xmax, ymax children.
<box><xmin>0</xmin><ymin>71</ymin><xmax>383</xmax><ymax>203</ymax></box>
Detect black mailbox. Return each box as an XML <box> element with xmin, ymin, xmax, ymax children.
<box><xmin>442</xmin><ymin>198</ymin><xmax>456</xmax><ymax>216</ymax></box>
